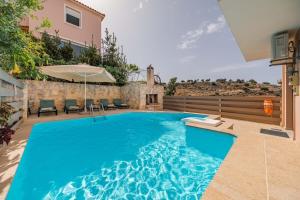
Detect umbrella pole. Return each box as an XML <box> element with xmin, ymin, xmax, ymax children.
<box><xmin>84</xmin><ymin>73</ymin><xmax>87</xmax><ymax>112</ymax></box>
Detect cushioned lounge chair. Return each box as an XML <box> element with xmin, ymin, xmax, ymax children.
<box><xmin>100</xmin><ymin>99</ymin><xmax>116</xmax><ymax>110</ymax></box>
<box><xmin>113</xmin><ymin>99</ymin><xmax>129</xmax><ymax>109</ymax></box>
<box><xmin>64</xmin><ymin>99</ymin><xmax>82</xmax><ymax>114</ymax></box>
<box><xmin>38</xmin><ymin>100</ymin><xmax>58</xmax><ymax>117</ymax></box>
<box><xmin>86</xmin><ymin>99</ymin><xmax>100</xmax><ymax>111</ymax></box>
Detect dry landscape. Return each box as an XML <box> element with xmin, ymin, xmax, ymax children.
<box><xmin>174</xmin><ymin>79</ymin><xmax>281</xmax><ymax>96</ymax></box>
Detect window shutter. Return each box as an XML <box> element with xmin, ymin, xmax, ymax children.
<box><xmin>65</xmin><ymin>7</ymin><xmax>81</xmax><ymax>27</ymax></box>
<box><xmin>272</xmin><ymin>32</ymin><xmax>288</xmax><ymax>59</ymax></box>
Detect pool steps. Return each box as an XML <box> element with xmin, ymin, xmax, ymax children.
<box><xmin>184</xmin><ymin>116</ymin><xmax>235</xmax><ymax>136</ymax></box>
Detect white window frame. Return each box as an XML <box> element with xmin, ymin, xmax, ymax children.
<box><xmin>64</xmin><ymin>4</ymin><xmax>82</xmax><ymax>29</ymax></box>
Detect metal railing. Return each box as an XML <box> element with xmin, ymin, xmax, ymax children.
<box><xmin>163</xmin><ymin>96</ymin><xmax>282</xmax><ymax>125</ymax></box>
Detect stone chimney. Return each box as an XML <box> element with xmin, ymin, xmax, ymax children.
<box><xmin>147</xmin><ymin>65</ymin><xmax>154</xmax><ymax>87</ymax></box>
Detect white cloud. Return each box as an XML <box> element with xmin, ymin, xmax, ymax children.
<box><xmin>210</xmin><ymin>60</ymin><xmax>266</xmax><ymax>73</ymax></box>
<box><xmin>180</xmin><ymin>55</ymin><xmax>196</xmax><ymax>63</ymax></box>
<box><xmin>133</xmin><ymin>0</ymin><xmax>150</xmax><ymax>12</ymax></box>
<box><xmin>207</xmin><ymin>16</ymin><xmax>225</xmax><ymax>34</ymax></box>
<box><xmin>177</xmin><ymin>16</ymin><xmax>226</xmax><ymax>50</ymax></box>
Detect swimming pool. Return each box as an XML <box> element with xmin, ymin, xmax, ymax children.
<box><xmin>7</xmin><ymin>112</ymin><xmax>235</xmax><ymax>200</ymax></box>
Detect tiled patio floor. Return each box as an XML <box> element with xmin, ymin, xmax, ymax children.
<box><xmin>1</xmin><ymin>110</ymin><xmax>299</xmax><ymax>200</ymax></box>
<box><xmin>202</xmin><ymin>119</ymin><xmax>300</xmax><ymax>200</ymax></box>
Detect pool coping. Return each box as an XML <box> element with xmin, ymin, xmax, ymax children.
<box><xmin>1</xmin><ymin>110</ymin><xmax>300</xmax><ymax>200</ymax></box>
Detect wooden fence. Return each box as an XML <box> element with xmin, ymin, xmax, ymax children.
<box><xmin>0</xmin><ymin>68</ymin><xmax>25</xmax><ymax>129</ymax></box>
<box><xmin>163</xmin><ymin>96</ymin><xmax>281</xmax><ymax>125</ymax></box>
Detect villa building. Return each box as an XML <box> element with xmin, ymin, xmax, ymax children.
<box><xmin>20</xmin><ymin>0</ymin><xmax>105</xmax><ymax>55</ymax></box>
<box><xmin>218</xmin><ymin>0</ymin><xmax>300</xmax><ymax>140</ymax></box>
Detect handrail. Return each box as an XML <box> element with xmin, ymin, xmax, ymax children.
<box><xmin>0</xmin><ymin>69</ymin><xmax>25</xmax><ymax>128</ymax></box>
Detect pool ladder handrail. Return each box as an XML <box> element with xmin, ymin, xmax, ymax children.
<box><xmin>89</xmin><ymin>104</ymin><xmax>94</xmax><ymax>116</ymax></box>
<box><xmin>89</xmin><ymin>104</ymin><xmax>105</xmax><ymax>115</ymax></box>
<box><xmin>90</xmin><ymin>103</ymin><xmax>106</xmax><ymax>122</ymax></box>
<box><xmin>100</xmin><ymin>103</ymin><xmax>105</xmax><ymax>115</ymax></box>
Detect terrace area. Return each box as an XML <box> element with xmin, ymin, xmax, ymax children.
<box><xmin>1</xmin><ymin>65</ymin><xmax>299</xmax><ymax>199</ymax></box>
<box><xmin>1</xmin><ymin>111</ymin><xmax>300</xmax><ymax>199</ymax></box>
<box><xmin>1</xmin><ymin>0</ymin><xmax>300</xmax><ymax>199</ymax></box>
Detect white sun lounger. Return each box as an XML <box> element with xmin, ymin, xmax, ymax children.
<box><xmin>182</xmin><ymin>117</ymin><xmax>222</xmax><ymax>127</ymax></box>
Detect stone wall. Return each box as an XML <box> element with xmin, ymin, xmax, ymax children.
<box><xmin>25</xmin><ymin>80</ymin><xmax>165</xmax><ymax>114</ymax></box>
<box><xmin>26</xmin><ymin>80</ymin><xmax>121</xmax><ymax>113</ymax></box>
<box><xmin>121</xmin><ymin>82</ymin><xmax>164</xmax><ymax>110</ymax></box>
<box><xmin>120</xmin><ymin>82</ymin><xmax>142</xmax><ymax>109</ymax></box>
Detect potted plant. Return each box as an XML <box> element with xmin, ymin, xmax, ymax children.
<box><xmin>0</xmin><ymin>102</ymin><xmax>15</xmax><ymax>145</ymax></box>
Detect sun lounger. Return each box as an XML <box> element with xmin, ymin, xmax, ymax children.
<box><xmin>38</xmin><ymin>100</ymin><xmax>58</xmax><ymax>117</ymax></box>
<box><xmin>64</xmin><ymin>99</ymin><xmax>82</xmax><ymax>114</ymax></box>
<box><xmin>86</xmin><ymin>99</ymin><xmax>100</xmax><ymax>111</ymax></box>
<box><xmin>182</xmin><ymin>117</ymin><xmax>222</xmax><ymax>127</ymax></box>
<box><xmin>100</xmin><ymin>99</ymin><xmax>116</xmax><ymax>110</ymax></box>
<box><xmin>113</xmin><ymin>99</ymin><xmax>129</xmax><ymax>109</ymax></box>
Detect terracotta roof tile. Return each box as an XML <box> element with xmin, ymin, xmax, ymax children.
<box><xmin>71</xmin><ymin>0</ymin><xmax>105</xmax><ymax>18</ymax></box>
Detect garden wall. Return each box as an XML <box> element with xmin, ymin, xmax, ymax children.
<box><xmin>25</xmin><ymin>80</ymin><xmax>121</xmax><ymax>113</ymax></box>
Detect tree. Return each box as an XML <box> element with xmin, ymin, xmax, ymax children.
<box><xmin>165</xmin><ymin>77</ymin><xmax>177</xmax><ymax>96</ymax></box>
<box><xmin>236</xmin><ymin>79</ymin><xmax>244</xmax><ymax>83</ymax></box>
<box><xmin>41</xmin><ymin>32</ymin><xmax>62</xmax><ymax>61</ymax></box>
<box><xmin>261</xmin><ymin>87</ymin><xmax>269</xmax><ymax>92</ymax></box>
<box><xmin>102</xmin><ymin>28</ymin><xmax>125</xmax><ymax>67</ymax></box>
<box><xmin>0</xmin><ymin>0</ymin><xmax>50</xmax><ymax>79</ymax></box>
<box><xmin>60</xmin><ymin>42</ymin><xmax>73</xmax><ymax>62</ymax></box>
<box><xmin>79</xmin><ymin>45</ymin><xmax>101</xmax><ymax>66</ymax></box>
<box><xmin>101</xmin><ymin>28</ymin><xmax>129</xmax><ymax>85</ymax></box>
<box><xmin>105</xmin><ymin>66</ymin><xmax>128</xmax><ymax>85</ymax></box>
<box><xmin>216</xmin><ymin>78</ymin><xmax>226</xmax><ymax>83</ymax></box>
<box><xmin>249</xmin><ymin>79</ymin><xmax>257</xmax><ymax>84</ymax></box>
<box><xmin>126</xmin><ymin>64</ymin><xmax>139</xmax><ymax>74</ymax></box>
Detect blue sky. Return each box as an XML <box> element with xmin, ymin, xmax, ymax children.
<box><xmin>80</xmin><ymin>0</ymin><xmax>281</xmax><ymax>83</ymax></box>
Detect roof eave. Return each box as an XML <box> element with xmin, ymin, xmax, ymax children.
<box><xmin>71</xmin><ymin>0</ymin><xmax>105</xmax><ymax>19</ymax></box>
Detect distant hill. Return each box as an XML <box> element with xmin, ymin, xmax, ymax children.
<box><xmin>174</xmin><ymin>79</ymin><xmax>281</xmax><ymax>96</ymax></box>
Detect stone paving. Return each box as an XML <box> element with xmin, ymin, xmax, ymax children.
<box><xmin>1</xmin><ymin>110</ymin><xmax>300</xmax><ymax>200</ymax></box>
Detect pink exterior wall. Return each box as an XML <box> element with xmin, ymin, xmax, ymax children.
<box><xmin>28</xmin><ymin>0</ymin><xmax>104</xmax><ymax>49</ymax></box>
<box><xmin>19</xmin><ymin>17</ymin><xmax>29</xmax><ymax>27</ymax></box>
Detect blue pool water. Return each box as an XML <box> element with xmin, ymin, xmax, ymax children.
<box><xmin>7</xmin><ymin>112</ymin><xmax>235</xmax><ymax>200</ymax></box>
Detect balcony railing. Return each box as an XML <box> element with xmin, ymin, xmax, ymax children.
<box><xmin>0</xmin><ymin>68</ymin><xmax>25</xmax><ymax>129</ymax></box>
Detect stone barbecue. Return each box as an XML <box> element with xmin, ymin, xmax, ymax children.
<box><xmin>121</xmin><ymin>65</ymin><xmax>164</xmax><ymax>110</ymax></box>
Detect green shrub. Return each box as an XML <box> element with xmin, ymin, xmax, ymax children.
<box><xmin>261</xmin><ymin>87</ymin><xmax>269</xmax><ymax>91</ymax></box>
<box><xmin>79</xmin><ymin>45</ymin><xmax>101</xmax><ymax>66</ymax></box>
<box><xmin>165</xmin><ymin>77</ymin><xmax>177</xmax><ymax>96</ymax></box>
<box><xmin>60</xmin><ymin>42</ymin><xmax>73</xmax><ymax>62</ymax></box>
<box><xmin>0</xmin><ymin>103</ymin><xmax>15</xmax><ymax>145</ymax></box>
<box><xmin>248</xmin><ymin>79</ymin><xmax>257</xmax><ymax>84</ymax></box>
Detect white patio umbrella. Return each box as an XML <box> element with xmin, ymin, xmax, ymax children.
<box><xmin>40</xmin><ymin>64</ymin><xmax>116</xmax><ymax>112</ymax></box>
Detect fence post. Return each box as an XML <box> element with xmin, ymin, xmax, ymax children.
<box><xmin>219</xmin><ymin>97</ymin><xmax>222</xmax><ymax>117</ymax></box>
<box><xmin>184</xmin><ymin>96</ymin><xmax>186</xmax><ymax>112</ymax></box>
<box><xmin>23</xmin><ymin>82</ymin><xmax>28</xmax><ymax>120</ymax></box>
<box><xmin>0</xmin><ymin>80</ymin><xmax>2</xmax><ymax>103</ymax></box>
